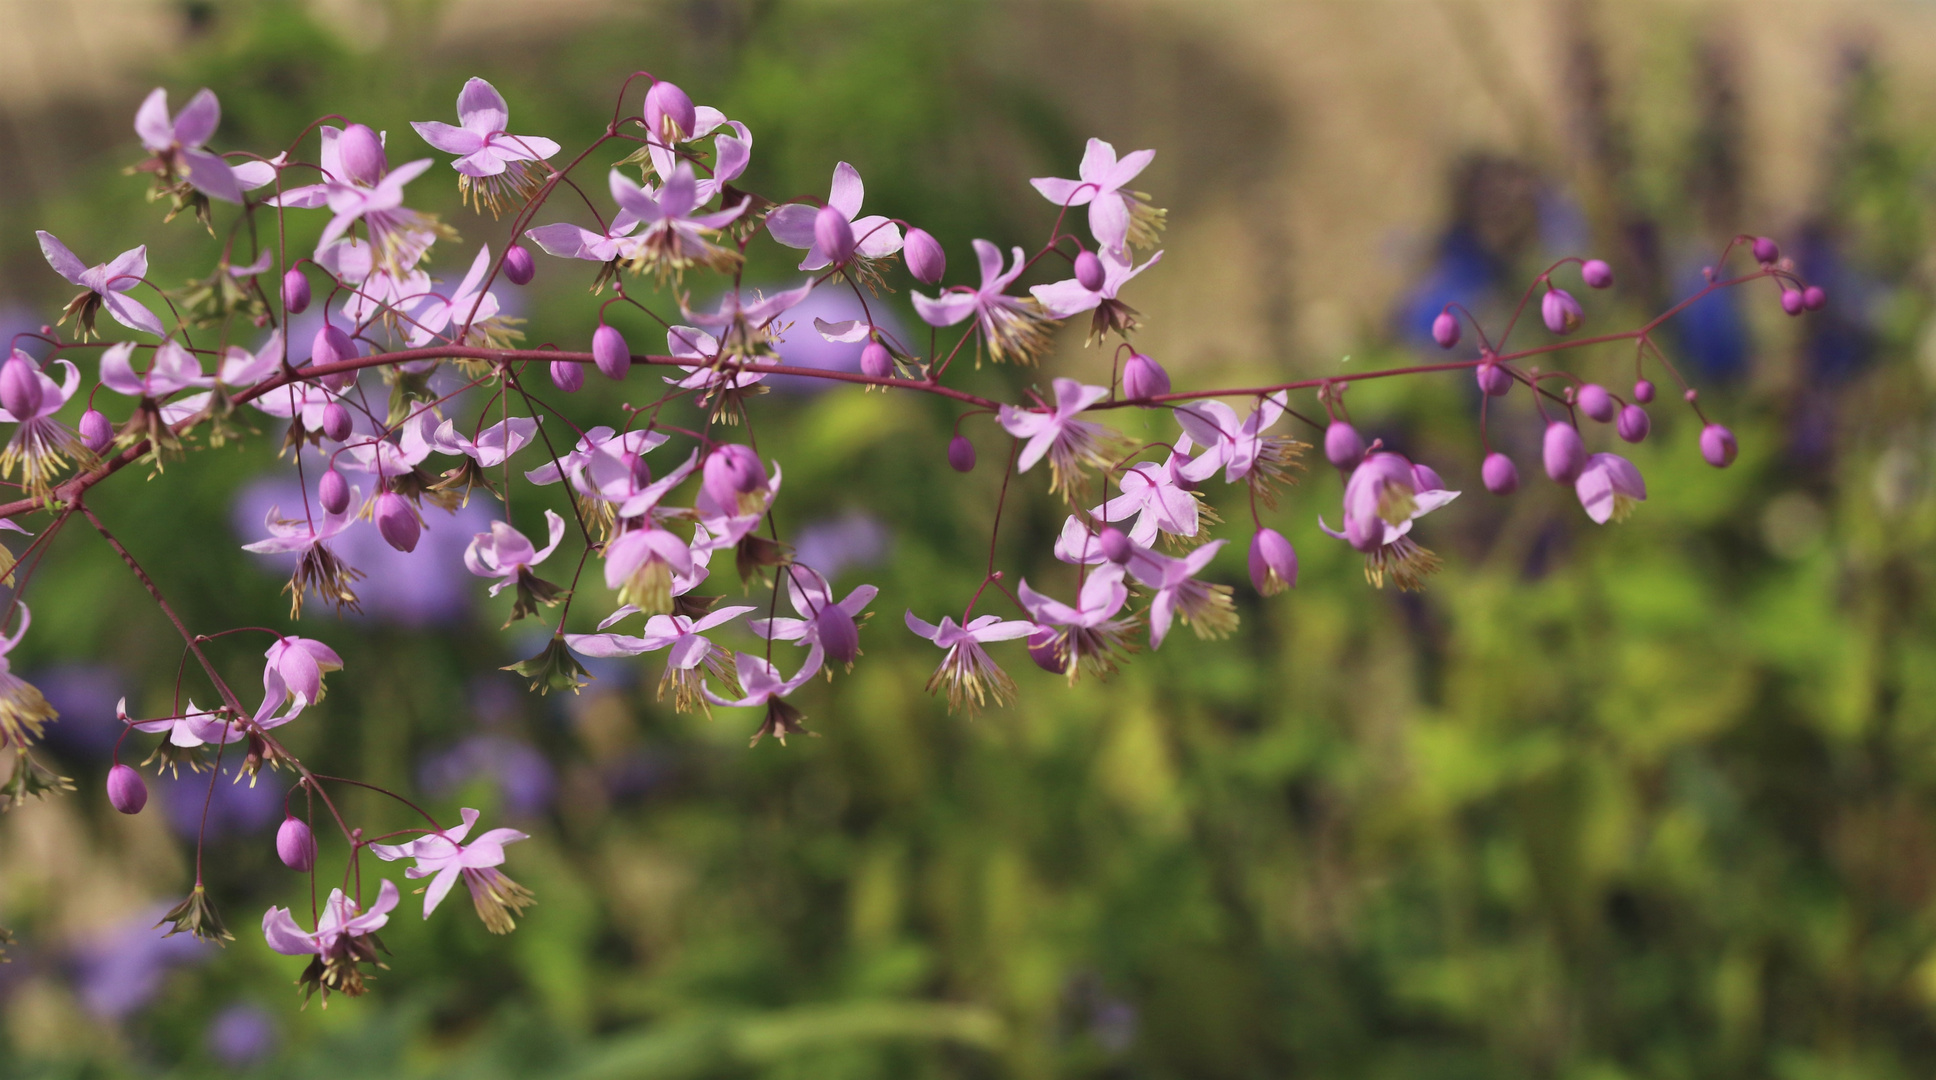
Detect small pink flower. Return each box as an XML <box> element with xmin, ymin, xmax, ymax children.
<box><xmin>766</xmin><ymin>162</ymin><xmax>904</xmax><ymax>271</ymax></box>
<box><xmin>37</xmin><ymin>232</ymin><xmax>164</xmax><ymax>337</ymax></box>
<box><xmin>1574</xmin><ymin>453</ymin><xmax>1646</xmax><ymax>524</ymax></box>
<box><xmin>702</xmin><ymin>645</ymin><xmax>826</xmax><ymax>746</ymax></box>
<box><xmin>1017</xmin><ymin>563</ymin><xmax>1136</xmax><ymax>680</ymax></box>
<box><xmin>1029</xmin><ymin>138</ymin><xmax>1162</xmax><ymax>254</ymax></box>
<box><xmin>1125</xmin><ymin>540</ymin><xmax>1236</xmax><ymax>648</ymax></box>
<box><xmin>411</xmin><ymin>77</ymin><xmax>560</xmax><ymax>214</ymax></box>
<box><xmin>566</xmin><ymin>604</ymin><xmax>755</xmax><ymax>713</ymax></box>
<box><xmin>903</xmin><ymin>611</ymin><xmax>1035</xmax><ymax>714</ymax></box>
<box><xmin>913</xmin><ymin>240</ymin><xmax>1053</xmax><ymax>365</ymax></box>
<box><xmin>370</xmin><ymin>808</ymin><xmax>533</xmax><ymax>932</ymax></box>
<box><xmin>264</xmin><ymin>636</ymin><xmax>343</xmax><ymax>706</ymax></box>
<box><xmin>999</xmin><ymin>378</ymin><xmax>1120</xmax><ymax>500</ymax></box>
<box><xmin>464</xmin><ymin>510</ymin><xmax>566</xmax><ymax>595</ymax></box>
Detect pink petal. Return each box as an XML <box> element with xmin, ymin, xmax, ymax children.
<box><xmin>413</xmin><ymin>120</ymin><xmax>485</xmax><ymax>157</ymax></box>
<box><xmin>1029</xmin><ymin>176</ymin><xmax>1093</xmax><ymax>207</ymax></box>
<box><xmin>1078</xmin><ymin>138</ymin><xmax>1118</xmax><ymax>184</ymax></box>
<box><xmin>133</xmin><ymin>88</ymin><xmax>174</xmax><ymax>151</ymax></box>
<box><xmin>765</xmin><ymin>203</ymin><xmax>818</xmax><ymax>248</ymax></box>
<box><xmin>827</xmin><ymin>161</ymin><xmax>864</xmax><ymax>219</ymax></box>
<box><xmin>35</xmin><ymin>232</ymin><xmax>86</xmax><ymax>285</ymax></box>
<box><xmin>173</xmin><ymin>88</ymin><xmax>221</xmax><ymax>148</ymax></box>
<box><xmin>184</xmin><ymin>147</ymin><xmax>243</xmax><ymax>203</ymax></box>
<box><xmin>455</xmin><ymin>77</ymin><xmax>509</xmax><ymax>134</ymax></box>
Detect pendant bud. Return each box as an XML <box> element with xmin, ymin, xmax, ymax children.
<box><xmin>1248</xmin><ymin>528</ymin><xmax>1298</xmax><ymax>595</ymax></box>
<box><xmin>551</xmin><ymin>360</ymin><xmax>584</xmax><ymax>393</ymax></box>
<box><xmin>320</xmin><ymin>402</ymin><xmax>352</xmax><ymax>443</ymax></box>
<box><xmin>1543</xmin><ymin>421</ymin><xmax>1586</xmax><ymax>484</ymax></box>
<box><xmin>503</xmin><ymin>244</ymin><xmax>535</xmax><ymax>285</ymax></box>
<box><xmin>1324</xmin><ymin>421</ymin><xmax>1365</xmax><ymax>469</ymax></box>
<box><xmin>947</xmin><ymin>435</ymin><xmax>975</xmax><ymax>473</ymax></box>
<box><xmin>1781</xmin><ymin>289</ymin><xmax>1804</xmax><ymax>316</ymax></box>
<box><xmin>1581</xmin><ymin>259</ymin><xmax>1613</xmax><ymax>289</ymax></box>
<box><xmin>1431</xmin><ymin>311</ymin><xmax>1461</xmax><ymax>349</ymax></box>
<box><xmin>1121</xmin><ymin>352</ymin><xmax>1170</xmax><ymax>401</ymax></box>
<box><xmin>1577</xmin><ymin>383</ymin><xmax>1615</xmax><ymax>423</ymax></box>
<box><xmin>860</xmin><ymin>342</ymin><xmax>893</xmax><ymax>379</ymax></box>
<box><xmin>814</xmin><ymin>205</ymin><xmax>856</xmax><ymax>267</ymax></box>
<box><xmin>1099</xmin><ymin>526</ymin><xmax>1132</xmax><ymax>564</ymax></box>
<box><xmin>1700</xmin><ymin>424</ymin><xmax>1738</xmax><ymax>468</ymax></box>
<box><xmin>1616</xmin><ymin>404</ymin><xmax>1650</xmax><ymax>444</ymax></box>
<box><xmin>593</xmin><ymin>324</ymin><xmax>630</xmax><ymax>381</ymax></box>
<box><xmin>106</xmin><ymin>764</ymin><xmax>147</xmax><ymax>815</ymax></box>
<box><xmin>0</xmin><ymin>354</ymin><xmax>43</xmax><ymax>420</ymax></box>
<box><xmin>282</xmin><ymin>267</ymin><xmax>311</xmax><ymax>314</ymax></box>
<box><xmin>318</xmin><ymin>467</ymin><xmax>350</xmax><ymax>515</ymax></box>
<box><xmin>1633</xmin><ymin>378</ymin><xmax>1656</xmax><ymax>404</ymax></box>
<box><xmin>337</xmin><ymin>124</ymin><xmax>387</xmax><ymax>185</ymax></box>
<box><xmin>1074</xmin><ymin>250</ymin><xmax>1106</xmax><ymax>291</ymax></box>
<box><xmin>1541</xmin><ymin>288</ymin><xmax>1583</xmax><ymax>335</ymax></box>
<box><xmin>276</xmin><ymin>816</ymin><xmax>317</xmax><ymax>871</ymax></box>
<box><xmin>374</xmin><ymin>491</ymin><xmax>421</xmax><ymax>553</ymax></box>
<box><xmin>1482</xmin><ymin>451</ymin><xmax>1520</xmax><ymax>495</ymax></box>
<box><xmin>1475</xmin><ymin>361</ymin><xmax>1513</xmax><ymax>397</ymax></box>
<box><xmin>904</xmin><ymin>228</ymin><xmax>946</xmax><ymax>284</ymax></box>
<box><xmin>1752</xmin><ymin>236</ymin><xmax>1779</xmax><ymax>264</ymax></box>
<box><xmin>643</xmin><ymin>80</ymin><xmax>696</xmax><ymax>142</ymax></box>
<box><xmin>80</xmin><ymin>408</ymin><xmax>114</xmax><ymax>453</ymax></box>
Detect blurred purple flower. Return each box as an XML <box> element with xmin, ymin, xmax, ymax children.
<box><xmin>789</xmin><ymin>512</ymin><xmax>889</xmax><ymax>583</ymax></box>
<box><xmin>206</xmin><ymin>1002</ymin><xmax>277</xmax><ymax>1067</ymax></box>
<box><xmin>419</xmin><ymin>734</ymin><xmax>555</xmax><ymax>818</ymax></box>
<box><xmin>30</xmin><ymin>663</ymin><xmax>125</xmax><ymax>757</ymax></box>
<box><xmin>71</xmin><ymin>905</ymin><xmax>212</xmax><ymax>1018</ymax></box>
<box><xmin>159</xmin><ymin>763</ymin><xmax>282</xmax><ymax>840</ymax></box>
<box><xmin>748</xmin><ymin>285</ymin><xmax>905</xmax><ymax>393</ymax></box>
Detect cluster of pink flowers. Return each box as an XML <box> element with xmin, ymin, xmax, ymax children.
<box><xmin>0</xmin><ymin>71</ymin><xmax>1823</xmax><ymax>1000</ymax></box>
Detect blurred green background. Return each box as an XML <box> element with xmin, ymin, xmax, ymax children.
<box><xmin>3</xmin><ymin>1</ymin><xmax>1935</xmax><ymax>1077</ymax></box>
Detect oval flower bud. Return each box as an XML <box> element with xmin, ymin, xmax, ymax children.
<box><xmin>1577</xmin><ymin>383</ymin><xmax>1615</xmax><ymax>423</ymax></box>
<box><xmin>947</xmin><ymin>435</ymin><xmax>976</xmax><ymax>473</ymax></box>
<box><xmin>815</xmin><ymin>205</ymin><xmax>856</xmax><ymax>266</ymax></box>
<box><xmin>1482</xmin><ymin>451</ymin><xmax>1520</xmax><ymax>495</ymax></box>
<box><xmin>1431</xmin><ymin>311</ymin><xmax>1461</xmax><ymax>349</ymax></box>
<box><xmin>1543</xmin><ymin>421</ymin><xmax>1586</xmax><ymax>484</ymax></box>
<box><xmin>106</xmin><ymin>763</ymin><xmax>147</xmax><ymax>815</ymax></box>
<box><xmin>1324</xmin><ymin>421</ymin><xmax>1365</xmax><ymax>469</ymax></box>
<box><xmin>551</xmin><ymin>359</ymin><xmax>584</xmax><ymax>393</ymax></box>
<box><xmin>318</xmin><ymin>467</ymin><xmax>350</xmax><ymax>515</ymax></box>
<box><xmin>503</xmin><ymin>244</ymin><xmax>535</xmax><ymax>286</ymax></box>
<box><xmin>1803</xmin><ymin>285</ymin><xmax>1827</xmax><ymax>311</ymax></box>
<box><xmin>1700</xmin><ymin>424</ymin><xmax>1738</xmax><ymax>468</ymax></box>
<box><xmin>1099</xmin><ymin>526</ymin><xmax>1132</xmax><ymax>565</ymax></box>
<box><xmin>1752</xmin><ymin>236</ymin><xmax>1780</xmax><ymax>264</ymax></box>
<box><xmin>0</xmin><ymin>354</ymin><xmax>43</xmax><ymax>420</ymax></box>
<box><xmin>337</xmin><ymin>123</ymin><xmax>387</xmax><ymax>185</ymax></box>
<box><xmin>282</xmin><ymin>267</ymin><xmax>311</xmax><ymax>314</ymax></box>
<box><xmin>593</xmin><ymin>324</ymin><xmax>630</xmax><ymax>381</ymax></box>
<box><xmin>1026</xmin><ymin>624</ymin><xmax>1064</xmax><ymax>674</ymax></box>
<box><xmin>904</xmin><ymin>228</ymin><xmax>946</xmax><ymax>285</ymax></box>
<box><xmin>79</xmin><ymin>408</ymin><xmax>114</xmax><ymax>453</ymax></box>
<box><xmin>1122</xmin><ymin>353</ymin><xmax>1170</xmax><ymax>402</ymax></box>
<box><xmin>374</xmin><ymin>491</ymin><xmax>420</xmax><ymax>553</ymax></box>
<box><xmin>1616</xmin><ymin>404</ymin><xmax>1650</xmax><ymax>444</ymax></box>
<box><xmin>814</xmin><ymin>604</ymin><xmax>861</xmax><ymax>666</ymax></box>
<box><xmin>1541</xmin><ymin>288</ymin><xmax>1583</xmax><ymax>335</ymax></box>
<box><xmin>1074</xmin><ymin>250</ymin><xmax>1106</xmax><ymax>292</ymax></box>
<box><xmin>1475</xmin><ymin>361</ymin><xmax>1513</xmax><ymax>397</ymax></box>
<box><xmin>1248</xmin><ymin>528</ymin><xmax>1298</xmax><ymax>595</ymax></box>
<box><xmin>311</xmin><ymin>323</ymin><xmax>354</xmax><ymax>369</ymax></box>
<box><xmin>1633</xmin><ymin>378</ymin><xmax>1656</xmax><ymax>404</ymax></box>
<box><xmin>1581</xmin><ymin>259</ymin><xmax>1614</xmax><ymax>289</ymax></box>
<box><xmin>860</xmin><ymin>342</ymin><xmax>893</xmax><ymax>379</ymax></box>
<box><xmin>1781</xmin><ymin>289</ymin><xmax>1804</xmax><ymax>316</ymax></box>
<box><xmin>644</xmin><ymin>80</ymin><xmax>697</xmax><ymax>141</ymax></box>
<box><xmin>276</xmin><ymin>816</ymin><xmax>317</xmax><ymax>871</ymax></box>
<box><xmin>320</xmin><ymin>402</ymin><xmax>352</xmax><ymax>443</ymax></box>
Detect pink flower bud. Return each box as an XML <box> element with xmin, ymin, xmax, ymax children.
<box><xmin>1577</xmin><ymin>383</ymin><xmax>1615</xmax><ymax>423</ymax></box>
<box><xmin>1542</xmin><ymin>288</ymin><xmax>1583</xmax><ymax>335</ymax></box>
<box><xmin>551</xmin><ymin>359</ymin><xmax>584</xmax><ymax>393</ymax></box>
<box><xmin>106</xmin><ymin>763</ymin><xmax>147</xmax><ymax>815</ymax></box>
<box><xmin>80</xmin><ymin>408</ymin><xmax>113</xmax><ymax>453</ymax></box>
<box><xmin>1581</xmin><ymin>259</ymin><xmax>1614</xmax><ymax>289</ymax></box>
<box><xmin>1324</xmin><ymin>421</ymin><xmax>1364</xmax><ymax>469</ymax></box>
<box><xmin>276</xmin><ymin>816</ymin><xmax>317</xmax><ymax>871</ymax></box>
<box><xmin>320</xmin><ymin>402</ymin><xmax>352</xmax><ymax>443</ymax></box>
<box><xmin>593</xmin><ymin>324</ymin><xmax>630</xmax><ymax>381</ymax></box>
<box><xmin>318</xmin><ymin>467</ymin><xmax>350</xmax><ymax>515</ymax></box>
<box><xmin>1700</xmin><ymin>424</ymin><xmax>1738</xmax><ymax>468</ymax></box>
<box><xmin>1027</xmin><ymin>624</ymin><xmax>1064</xmax><ymax>674</ymax></box>
<box><xmin>703</xmin><ymin>445</ymin><xmax>764</xmax><ymax>508</ymax></box>
<box><xmin>282</xmin><ymin>267</ymin><xmax>311</xmax><ymax>314</ymax></box>
<box><xmin>1475</xmin><ymin>361</ymin><xmax>1513</xmax><ymax>397</ymax></box>
<box><xmin>1752</xmin><ymin>236</ymin><xmax>1780</xmax><ymax>264</ymax></box>
<box><xmin>1074</xmin><ymin>250</ymin><xmax>1106</xmax><ymax>291</ymax></box>
<box><xmin>904</xmin><ymin>228</ymin><xmax>946</xmax><ymax>284</ymax></box>
<box><xmin>1248</xmin><ymin>528</ymin><xmax>1298</xmax><ymax>595</ymax></box>
<box><xmin>1431</xmin><ymin>311</ymin><xmax>1461</xmax><ymax>349</ymax></box>
<box><xmin>0</xmin><ymin>355</ymin><xmax>43</xmax><ymax>420</ymax></box>
<box><xmin>1633</xmin><ymin>378</ymin><xmax>1656</xmax><ymax>404</ymax></box>
<box><xmin>311</xmin><ymin>323</ymin><xmax>353</xmax><ymax>368</ymax></box>
<box><xmin>815</xmin><ymin>205</ymin><xmax>856</xmax><ymax>266</ymax></box>
<box><xmin>1122</xmin><ymin>353</ymin><xmax>1170</xmax><ymax>401</ymax></box>
<box><xmin>860</xmin><ymin>342</ymin><xmax>893</xmax><ymax>379</ymax></box>
<box><xmin>1781</xmin><ymin>289</ymin><xmax>1804</xmax><ymax>316</ymax></box>
<box><xmin>724</xmin><ymin>444</ymin><xmax>765</xmax><ymax>491</ymax></box>
<box><xmin>1616</xmin><ymin>404</ymin><xmax>1650</xmax><ymax>443</ymax></box>
<box><xmin>503</xmin><ymin>244</ymin><xmax>535</xmax><ymax>286</ymax></box>
<box><xmin>947</xmin><ymin>435</ymin><xmax>975</xmax><ymax>473</ymax></box>
<box><xmin>1099</xmin><ymin>526</ymin><xmax>1132</xmax><ymax>564</ymax></box>
<box><xmin>814</xmin><ymin>604</ymin><xmax>861</xmax><ymax>666</ymax></box>
<box><xmin>1803</xmin><ymin>285</ymin><xmax>1827</xmax><ymax>311</ymax></box>
<box><xmin>644</xmin><ymin>80</ymin><xmax>696</xmax><ymax>141</ymax></box>
<box><xmin>374</xmin><ymin>491</ymin><xmax>420</xmax><ymax>553</ymax></box>
<box><xmin>1684</xmin><ymin>388</ymin><xmax>1699</xmax><ymax>404</ymax></box>
<box><xmin>1543</xmin><ymin>421</ymin><xmax>1586</xmax><ymax>484</ymax></box>
<box><xmin>1482</xmin><ymin>452</ymin><xmax>1519</xmax><ymax>495</ymax></box>
<box><xmin>337</xmin><ymin>124</ymin><xmax>387</xmax><ymax>186</ymax></box>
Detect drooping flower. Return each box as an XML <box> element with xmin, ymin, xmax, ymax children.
<box><xmin>261</xmin><ymin>879</ymin><xmax>399</xmax><ymax>1002</ymax></box>
<box><xmin>130</xmin><ymin>87</ymin><xmax>257</xmax><ymax>205</ymax></box>
<box><xmin>1125</xmin><ymin>540</ymin><xmax>1237</xmax><ymax>648</ymax></box>
<box><xmin>369</xmin><ymin>807</ymin><xmax>533</xmax><ymax>934</ymax></box>
<box><xmin>404</xmin><ymin>246</ymin><xmax>521</xmax><ymax>349</ymax></box>
<box><xmin>1318</xmin><ymin>452</ymin><xmax>1460</xmax><ymax>591</ymax></box>
<box><xmin>565</xmin><ymin>604</ymin><xmax>754</xmax><ymax>713</ymax></box>
<box><xmin>1029</xmin><ymin>138</ymin><xmax>1164</xmax><ymax>254</ymax></box>
<box><xmin>912</xmin><ymin>240</ymin><xmax>1053</xmax><ymax>365</ymax></box>
<box><xmin>998</xmin><ymin>378</ymin><xmax>1124</xmax><ymax>501</ymax></box>
<box><xmin>1029</xmin><ymin>246</ymin><xmax>1162</xmax><ymax>343</ymax></box>
<box><xmin>268</xmin><ymin>125</ymin><xmax>447</xmax><ymax>275</ymax></box>
<box><xmin>903</xmin><ymin>610</ymin><xmax>1035</xmax><ymax>714</ymax></box>
<box><xmin>607</xmin><ymin>164</ymin><xmax>747</xmax><ymax>280</ymax></box>
<box><xmin>702</xmin><ymin>645</ymin><xmax>826</xmax><ymax>746</ymax></box>
<box><xmin>465</xmin><ymin>510</ymin><xmax>568</xmax><ymax>624</ymax></box>
<box><xmin>0</xmin><ymin>604</ymin><xmax>57</xmax><ymax>749</ymax></box>
<box><xmin>263</xmin><ymin>636</ymin><xmax>342</xmax><ymax>706</ymax></box>
<box><xmin>638</xmin><ymin>103</ymin><xmax>751</xmax><ymax>202</ymax></box>
<box><xmin>0</xmin><ymin>354</ymin><xmax>85</xmax><ymax>496</ymax></box>
<box><xmin>1248</xmin><ymin>528</ymin><xmax>1298</xmax><ymax>595</ymax></box>
<box><xmin>749</xmin><ymin>566</ymin><xmax>878</xmax><ymax>670</ymax></box>
<box><xmin>1017</xmin><ymin>563</ymin><xmax>1137</xmax><ymax>681</ymax></box>
<box><xmin>663</xmin><ymin>324</ymin><xmax>766</xmax><ymax>403</ymax></box>
<box><xmin>411</xmin><ymin>77</ymin><xmax>560</xmax><ymax>215</ymax></box>
<box><xmin>37</xmin><ymin>232</ymin><xmax>165</xmax><ymax>338</ymax></box>
<box><xmin>241</xmin><ymin>485</ymin><xmax>364</xmax><ymax>616</ymax></box>
<box><xmin>679</xmin><ymin>281</ymin><xmax>816</xmax><ymax>361</ymax></box>
<box><xmin>766</xmin><ymin>162</ymin><xmax>905</xmax><ymax>275</ymax></box>
<box><xmin>1574</xmin><ymin>453</ymin><xmax>1647</xmax><ymax>524</ymax></box>
<box><xmin>603</xmin><ymin>525</ymin><xmax>693</xmax><ymax>615</ymax></box>
<box><xmin>1173</xmin><ymin>393</ymin><xmax>1305</xmax><ymax>503</ymax></box>
<box><xmin>1094</xmin><ymin>460</ymin><xmax>1208</xmax><ymax>549</ymax></box>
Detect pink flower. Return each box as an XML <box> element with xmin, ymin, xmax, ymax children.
<box><xmin>429</xmin><ymin>416</ymin><xmax>538</xmax><ymax>469</ymax></box>
<box><xmin>214</xmin><ymin>330</ymin><xmax>285</xmax><ymax>389</ymax></box>
<box><xmin>404</xmin><ymin>246</ymin><xmax>511</xmax><ymax>348</ymax></box>
<box><xmin>998</xmin><ymin>378</ymin><xmax>1120</xmax><ymax>500</ymax></box>
<box><xmin>99</xmin><ymin>340</ymin><xmax>213</xmax><ymax>399</ymax></box>
<box><xmin>663</xmin><ymin>324</ymin><xmax>766</xmax><ymax>396</ymax></box>
<box><xmin>603</xmin><ymin>524</ymin><xmax>694</xmax><ymax>615</ymax></box>
<box><xmin>912</xmin><ymin>240</ymin><xmax>1052</xmax><ymax>364</ymax></box>
<box><xmin>1319</xmin><ymin>452</ymin><xmax>1460</xmax><ymax>591</ymax></box>
<box><xmin>523</xmin><ymin>426</ymin><xmax>668</xmax><ymax>488</ymax></box>
<box><xmin>607</xmin><ymin>164</ymin><xmax>747</xmax><ymax>277</ymax></box>
<box><xmin>241</xmin><ymin>483</ymin><xmax>364</xmax><ymax>616</ymax></box>
<box><xmin>37</xmin><ymin>232</ymin><xmax>165</xmax><ymax>337</ymax></box>
<box><xmin>1029</xmin><ymin>245</ymin><xmax>1162</xmax><ymax>342</ymax></box>
<box><xmin>370</xmin><ymin>807</ymin><xmax>533</xmax><ymax>932</ymax></box>
<box><xmin>411</xmin><ymin>77</ymin><xmax>559</xmax><ymax>214</ymax></box>
<box><xmin>749</xmin><ymin>566</ymin><xmax>878</xmax><ymax>668</ymax></box>
<box><xmin>269</xmin><ymin>125</ymin><xmax>441</xmax><ymax>273</ymax></box>
<box><xmin>1094</xmin><ymin>461</ymin><xmax>1202</xmax><ymax>547</ymax></box>
<box><xmin>766</xmin><ymin>163</ymin><xmax>905</xmax><ymax>271</ymax></box>
<box><xmin>702</xmin><ymin>645</ymin><xmax>826</xmax><ymax>746</ymax></box>
<box><xmin>132</xmin><ymin>87</ymin><xmax>254</xmax><ymax>204</ymax></box>
<box><xmin>565</xmin><ymin>604</ymin><xmax>755</xmax><ymax>713</ymax></box>
<box><xmin>1172</xmin><ymin>393</ymin><xmax>1300</xmax><ymax>494</ymax></box>
<box><xmin>1029</xmin><ymin>138</ymin><xmax>1162</xmax><ymax>254</ymax></box>
<box><xmin>903</xmin><ymin>610</ymin><xmax>1035</xmax><ymax>715</ymax></box>
<box><xmin>679</xmin><ymin>281</ymin><xmax>816</xmax><ymax>360</ymax></box>
<box><xmin>1017</xmin><ymin>563</ymin><xmax>1136</xmax><ymax>680</ymax></box>
<box><xmin>0</xmin><ymin>603</ymin><xmax>55</xmax><ymax>748</ymax></box>
<box><xmin>261</xmin><ymin>880</ymin><xmax>399</xmax><ymax>1001</ymax></box>
<box><xmin>525</xmin><ymin>216</ymin><xmax>641</xmax><ymax>264</ymax></box>
<box><xmin>464</xmin><ymin>510</ymin><xmax>566</xmax><ymax>595</ymax></box>
<box><xmin>264</xmin><ymin>636</ymin><xmax>343</xmax><ymax>706</ymax></box>
<box><xmin>1574</xmin><ymin>453</ymin><xmax>1646</xmax><ymax>524</ymax></box>
<box><xmin>0</xmin><ymin>354</ymin><xmax>84</xmax><ymax>495</ymax></box>
<box><xmin>642</xmin><ymin>104</ymin><xmax>751</xmax><ymax>204</ymax></box>
<box><xmin>1125</xmin><ymin>540</ymin><xmax>1236</xmax><ymax>648</ymax></box>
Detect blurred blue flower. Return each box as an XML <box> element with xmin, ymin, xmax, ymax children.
<box><xmin>1396</xmin><ymin>226</ymin><xmax>1498</xmax><ymax>346</ymax></box>
<box><xmin>158</xmin><ymin>763</ymin><xmax>282</xmax><ymax>840</ymax></box>
<box><xmin>71</xmin><ymin>905</ymin><xmax>212</xmax><ymax>1018</ymax></box>
<box><xmin>791</xmin><ymin>511</ymin><xmax>889</xmax><ymax>582</ymax></box>
<box><xmin>206</xmin><ymin>1002</ymin><xmax>277</xmax><ymax>1066</ymax></box>
<box><xmin>1669</xmin><ymin>259</ymin><xmax>1748</xmax><ymax>382</ymax></box>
